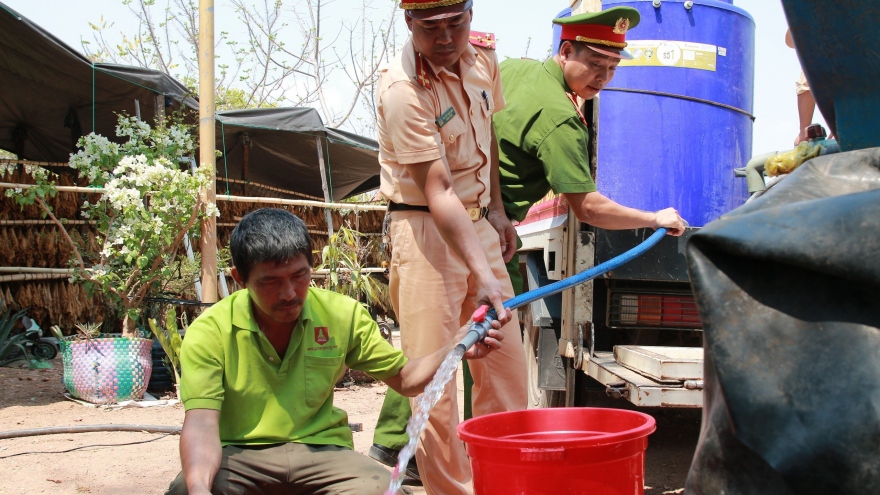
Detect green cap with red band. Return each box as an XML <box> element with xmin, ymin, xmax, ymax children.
<box><xmin>554</xmin><ymin>7</ymin><xmax>641</xmax><ymax>60</ymax></box>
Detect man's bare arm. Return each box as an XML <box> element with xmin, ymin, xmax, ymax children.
<box><xmin>404</xmin><ymin>158</ymin><xmax>510</xmax><ymax>323</ymax></box>
<box><xmin>384</xmin><ymin>321</ymin><xmax>504</xmax><ymax>397</ymax></box>
<box><xmin>180</xmin><ymin>408</ymin><xmax>222</xmax><ymax>495</ymax></box>
<box><xmin>565</xmin><ymin>191</ymin><xmax>686</xmax><ymax>236</ymax></box>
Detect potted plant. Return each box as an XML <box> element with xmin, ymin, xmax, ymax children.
<box><xmin>148</xmin><ymin>306</ymin><xmax>184</xmax><ymax>400</ymax></box>
<box><xmin>318</xmin><ymin>226</ymin><xmax>393</xmax><ymax>385</ymax></box>
<box><xmin>317</xmin><ymin>226</ymin><xmax>391</xmax><ymax>314</ymax></box>
<box><xmin>6</xmin><ymin>115</ymin><xmax>218</xmax><ymax>403</ymax></box>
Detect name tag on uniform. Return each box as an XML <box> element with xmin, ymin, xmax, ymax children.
<box><xmin>436</xmin><ymin>107</ymin><xmax>456</xmax><ymax>129</ymax></box>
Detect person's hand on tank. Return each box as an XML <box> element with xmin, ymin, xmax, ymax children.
<box><xmin>654</xmin><ymin>207</ymin><xmax>686</xmax><ymax>236</ymax></box>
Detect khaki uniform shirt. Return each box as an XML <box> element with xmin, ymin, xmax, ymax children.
<box><xmin>377</xmin><ymin>38</ymin><xmax>505</xmax><ymax>208</ymax></box>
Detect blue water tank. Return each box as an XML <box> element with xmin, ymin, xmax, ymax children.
<box><xmin>553</xmin><ymin>0</ymin><xmax>755</xmax><ymax>227</ymax></box>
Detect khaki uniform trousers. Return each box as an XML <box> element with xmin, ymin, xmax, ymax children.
<box><xmin>388</xmin><ymin>210</ymin><xmax>528</xmax><ymax>495</ymax></box>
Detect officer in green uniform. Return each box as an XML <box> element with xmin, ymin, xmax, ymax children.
<box><xmin>457</xmin><ymin>7</ymin><xmax>689</xmax><ymax>417</ymax></box>
<box><xmin>491</xmin><ymin>7</ymin><xmax>686</xmax><ymax>295</ymax></box>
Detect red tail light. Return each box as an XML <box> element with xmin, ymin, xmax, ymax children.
<box><xmin>611</xmin><ymin>292</ymin><xmax>701</xmax><ymax>329</ymax></box>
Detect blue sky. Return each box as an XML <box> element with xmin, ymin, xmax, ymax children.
<box><xmin>8</xmin><ymin>0</ymin><xmax>820</xmax><ymax>156</ymax></box>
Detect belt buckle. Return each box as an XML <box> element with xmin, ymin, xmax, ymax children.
<box><xmin>467</xmin><ymin>207</ymin><xmax>481</xmax><ymax>221</ymax></box>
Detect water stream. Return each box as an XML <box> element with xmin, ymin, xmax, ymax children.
<box><xmin>384</xmin><ymin>345</ymin><xmax>466</xmax><ymax>495</ymax></box>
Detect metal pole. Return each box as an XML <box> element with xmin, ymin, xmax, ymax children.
<box><xmin>199</xmin><ymin>0</ymin><xmax>218</xmax><ymax>303</ymax></box>
<box><xmin>315</xmin><ymin>136</ymin><xmax>334</xmax><ymax>237</ymax></box>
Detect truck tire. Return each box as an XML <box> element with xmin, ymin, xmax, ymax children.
<box><xmin>522</xmin><ymin>307</ymin><xmax>565</xmax><ymax>408</ymax></box>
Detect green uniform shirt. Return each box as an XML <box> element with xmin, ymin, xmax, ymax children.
<box><xmin>493</xmin><ymin>58</ymin><xmax>598</xmax><ymax>222</ymax></box>
<box><xmin>180</xmin><ymin>288</ymin><xmax>408</xmax><ymax>448</ymax></box>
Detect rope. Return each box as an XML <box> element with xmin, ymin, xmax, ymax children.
<box><xmin>603</xmin><ymin>87</ymin><xmax>756</xmax><ymax>121</ymax></box>
<box><xmin>221</xmin><ymin>121</ymin><xmax>230</xmax><ymax>195</ymax></box>
<box><xmin>324</xmin><ymin>136</ymin><xmax>334</xmax><ymax>201</ymax></box>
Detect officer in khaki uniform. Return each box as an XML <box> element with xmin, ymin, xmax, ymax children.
<box><xmin>373</xmin><ymin>0</ymin><xmax>527</xmax><ymax>493</ymax></box>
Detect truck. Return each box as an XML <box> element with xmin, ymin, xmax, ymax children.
<box><xmin>516</xmin><ymin>0</ymin><xmax>756</xmax><ymax>409</ymax></box>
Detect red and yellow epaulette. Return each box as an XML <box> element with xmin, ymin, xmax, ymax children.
<box><xmin>469</xmin><ymin>31</ymin><xmax>496</xmax><ymax>50</ymax></box>
<box><xmin>414</xmin><ymin>49</ymin><xmax>435</xmax><ymax>90</ymax></box>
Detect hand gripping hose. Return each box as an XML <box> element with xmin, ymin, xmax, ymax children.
<box><xmin>456</xmin><ymin>228</ymin><xmax>669</xmax><ymax>351</ymax></box>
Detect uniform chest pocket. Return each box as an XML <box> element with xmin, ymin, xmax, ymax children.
<box><xmin>304</xmin><ymin>354</ymin><xmax>345</xmax><ymax>407</ymax></box>
<box><xmin>441</xmin><ymin>114</ymin><xmax>470</xmax><ymax>170</ymax></box>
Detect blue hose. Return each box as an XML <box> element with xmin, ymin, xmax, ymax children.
<box><xmin>457</xmin><ymin>228</ymin><xmax>669</xmax><ymax>351</ymax></box>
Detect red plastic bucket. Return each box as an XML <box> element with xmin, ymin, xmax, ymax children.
<box><xmin>457</xmin><ymin>408</ymin><xmax>656</xmax><ymax>495</ymax></box>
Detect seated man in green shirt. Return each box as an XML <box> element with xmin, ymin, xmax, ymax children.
<box><xmin>165</xmin><ymin>208</ymin><xmax>504</xmax><ymax>495</ymax></box>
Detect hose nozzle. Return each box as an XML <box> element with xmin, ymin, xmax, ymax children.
<box><xmin>456</xmin><ymin>305</ymin><xmax>498</xmax><ymax>352</ymax></box>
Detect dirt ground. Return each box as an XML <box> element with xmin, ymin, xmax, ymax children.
<box><xmin>0</xmin><ymin>334</ymin><xmax>697</xmax><ymax>495</ymax></box>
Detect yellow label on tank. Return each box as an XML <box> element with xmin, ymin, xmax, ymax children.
<box><xmin>620</xmin><ymin>40</ymin><xmax>719</xmax><ymax>72</ymax></box>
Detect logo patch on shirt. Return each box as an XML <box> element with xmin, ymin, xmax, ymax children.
<box><xmin>314</xmin><ymin>327</ymin><xmax>329</xmax><ymax>345</ymax></box>
<box><xmin>436</xmin><ymin>107</ymin><xmax>456</xmax><ymax>129</ymax></box>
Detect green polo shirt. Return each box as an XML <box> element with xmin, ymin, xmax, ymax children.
<box><xmin>493</xmin><ymin>57</ymin><xmax>598</xmax><ymax>222</ymax></box>
<box><xmin>179</xmin><ymin>287</ymin><xmax>408</xmax><ymax>448</ymax></box>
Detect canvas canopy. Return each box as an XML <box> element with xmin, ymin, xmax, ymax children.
<box><xmin>215</xmin><ymin>107</ymin><xmax>380</xmax><ymax>202</ymax></box>
<box><xmin>0</xmin><ymin>2</ymin><xmax>197</xmax><ymax>162</ymax></box>
<box><xmin>0</xmin><ymin>2</ymin><xmax>381</xmax><ymax>201</ymax></box>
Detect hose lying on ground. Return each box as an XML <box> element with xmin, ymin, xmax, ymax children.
<box><xmin>0</xmin><ymin>424</ymin><xmax>181</xmax><ymax>440</ymax></box>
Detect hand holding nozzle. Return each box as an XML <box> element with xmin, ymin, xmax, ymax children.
<box><xmin>457</xmin><ymin>305</ymin><xmax>500</xmax><ymax>353</ymax></box>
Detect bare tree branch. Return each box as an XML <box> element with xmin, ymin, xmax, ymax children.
<box><xmin>80</xmin><ymin>0</ymin><xmax>403</xmax><ymax>128</ymax></box>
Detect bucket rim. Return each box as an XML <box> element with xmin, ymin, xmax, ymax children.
<box><xmin>457</xmin><ymin>407</ymin><xmax>656</xmax><ymax>449</ymax></box>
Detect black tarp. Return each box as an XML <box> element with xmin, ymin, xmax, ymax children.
<box><xmin>685</xmin><ymin>149</ymin><xmax>880</xmax><ymax>494</ymax></box>
<box><xmin>215</xmin><ymin>107</ymin><xmax>380</xmax><ymax>201</ymax></box>
<box><xmin>0</xmin><ymin>2</ymin><xmax>197</xmax><ymax>161</ymax></box>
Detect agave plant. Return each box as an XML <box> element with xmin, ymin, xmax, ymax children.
<box><xmin>148</xmin><ymin>306</ymin><xmax>183</xmax><ymax>392</ymax></box>
<box><xmin>0</xmin><ymin>301</ymin><xmax>28</xmax><ymax>367</ymax></box>
<box><xmin>74</xmin><ymin>321</ymin><xmax>103</xmax><ymax>340</ymax></box>
<box><xmin>317</xmin><ymin>226</ymin><xmax>391</xmax><ymax>314</ymax></box>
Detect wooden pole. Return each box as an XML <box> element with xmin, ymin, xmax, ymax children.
<box><xmin>241</xmin><ymin>133</ymin><xmax>250</xmax><ymax>196</ymax></box>
<box><xmin>0</xmin><ymin>182</ymin><xmax>388</xmax><ymax>211</ymax></box>
<box><xmin>0</xmin><ymin>273</ymin><xmax>70</xmax><ymax>283</ymax></box>
<box><xmin>199</xmin><ymin>0</ymin><xmax>218</xmax><ymax>303</ymax></box>
<box><xmin>155</xmin><ymin>95</ymin><xmax>166</xmax><ymax>127</ymax></box>
<box><xmin>315</xmin><ymin>136</ymin><xmax>334</xmax><ymax>237</ymax></box>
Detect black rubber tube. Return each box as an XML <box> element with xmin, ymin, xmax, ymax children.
<box><xmin>0</xmin><ymin>424</ymin><xmax>181</xmax><ymax>440</ymax></box>
<box><xmin>603</xmin><ymin>87</ymin><xmax>756</xmax><ymax>121</ymax></box>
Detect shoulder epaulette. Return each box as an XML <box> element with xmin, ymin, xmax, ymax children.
<box><xmin>469</xmin><ymin>31</ymin><xmax>496</xmax><ymax>50</ymax></box>
<box><xmin>414</xmin><ymin>50</ymin><xmax>434</xmax><ymax>90</ymax></box>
